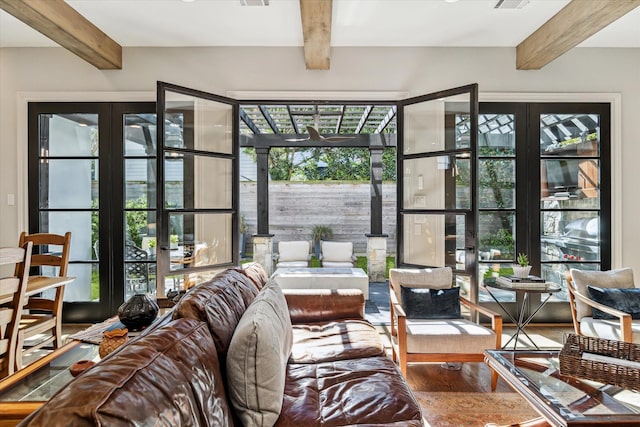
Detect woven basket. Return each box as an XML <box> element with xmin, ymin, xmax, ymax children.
<box><xmin>559</xmin><ymin>333</ymin><xmax>640</xmax><ymax>391</ymax></box>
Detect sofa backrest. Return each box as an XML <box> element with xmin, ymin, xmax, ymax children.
<box><xmin>173</xmin><ymin>268</ymin><xmax>260</xmax><ymax>362</ymax></box>
<box><xmin>20</xmin><ymin>318</ymin><xmax>229</xmax><ymax>427</ymax></box>
<box><xmin>236</xmin><ymin>262</ymin><xmax>269</xmax><ymax>290</ymax></box>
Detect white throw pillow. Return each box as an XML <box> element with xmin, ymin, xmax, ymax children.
<box><xmin>227</xmin><ymin>280</ymin><xmax>293</xmax><ymax>427</ymax></box>
<box><xmin>278</xmin><ymin>241</ymin><xmax>309</xmax><ymax>262</ymax></box>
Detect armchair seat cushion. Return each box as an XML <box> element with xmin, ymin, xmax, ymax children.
<box><xmin>580</xmin><ymin>317</ymin><xmax>640</xmax><ymax>342</ymax></box>
<box><xmin>401</xmin><ymin>318</ymin><xmax>496</xmax><ymax>354</ymax></box>
<box><xmin>321</xmin><ymin>261</ymin><xmax>354</xmax><ymax>268</ymax></box>
<box><xmin>290</xmin><ymin>320</ymin><xmax>384</xmax><ymax>363</ymax></box>
<box><xmin>277</xmin><ymin>261</ymin><xmax>309</xmax><ymax>268</ymax></box>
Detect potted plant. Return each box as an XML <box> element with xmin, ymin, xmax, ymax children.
<box><xmin>170</xmin><ymin>234</ymin><xmax>179</xmax><ymax>250</ymax></box>
<box><xmin>312</xmin><ymin>225</ymin><xmax>333</xmax><ymax>258</ymax></box>
<box><xmin>513</xmin><ymin>253</ymin><xmax>532</xmax><ymax>278</ymax></box>
<box><xmin>147</xmin><ymin>237</ymin><xmax>156</xmax><ymax>255</ymax></box>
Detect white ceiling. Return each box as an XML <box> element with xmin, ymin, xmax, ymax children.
<box><xmin>1</xmin><ymin>0</ymin><xmax>639</xmax><ymax>49</ymax></box>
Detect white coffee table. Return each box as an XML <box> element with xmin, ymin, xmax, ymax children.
<box><xmin>272</xmin><ymin>267</ymin><xmax>369</xmax><ymax>299</ymax></box>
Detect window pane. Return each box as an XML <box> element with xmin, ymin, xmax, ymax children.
<box><xmin>65</xmin><ymin>263</ymin><xmax>99</xmax><ymax>302</ymax></box>
<box><xmin>542</xmin><ymin>262</ymin><xmax>600</xmax><ymax>303</ymax></box>
<box><xmin>164</xmin><ymin>91</ymin><xmax>233</xmax><ymax>154</ymax></box>
<box><xmin>478</xmin><ymin>211</ymin><xmax>514</xmax><ymax>260</ymax></box>
<box><xmin>403</xmin><ymin>156</ymin><xmax>470</xmax><ymax>210</ymax></box>
<box><xmin>39</xmin><ymin>211</ymin><xmax>94</xmax><ymax>262</ymax></box>
<box><xmin>479</xmin><ymin>114</ymin><xmax>515</xmax><ymax>156</ymax></box>
<box><xmin>541</xmin><ymin>213</ymin><xmax>599</xmax><ymax>262</ymax></box>
<box><xmin>541</xmin><ymin>159</ymin><xmax>600</xmax><ymax>205</ymax></box>
<box><xmin>402</xmin><ymin>213</ymin><xmax>461</xmax><ymax>268</ymax></box>
<box><xmin>164</xmin><ymin>153</ymin><xmax>232</xmax><ymax>209</ymax></box>
<box><xmin>124</xmin><ymin>115</ymin><xmax>156</xmax><ymax>156</ymax></box>
<box><xmin>40</xmin><ymin>114</ymin><xmax>98</xmax><ymax>157</ymax></box>
<box><xmin>39</xmin><ymin>159</ymin><xmax>98</xmax><ymax>209</ymax></box>
<box><xmin>168</xmin><ymin>212</ymin><xmax>232</xmax><ymax>268</ymax></box>
<box><xmin>125</xmin><ymin>159</ymin><xmax>156</xmax><ymax>207</ymax></box>
<box><xmin>540</xmin><ymin>114</ymin><xmax>600</xmax><ymax>157</ymax></box>
<box><xmin>404</xmin><ymin>94</ymin><xmax>470</xmax><ymax>155</ymax></box>
<box><xmin>479</xmin><ymin>159</ymin><xmax>515</xmax><ymax>209</ymax></box>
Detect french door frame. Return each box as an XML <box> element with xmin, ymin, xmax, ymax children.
<box><xmin>28</xmin><ymin>102</ymin><xmax>156</xmax><ymax>322</ymax></box>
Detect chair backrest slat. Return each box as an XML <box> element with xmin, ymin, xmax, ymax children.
<box><xmin>18</xmin><ymin>232</ymin><xmax>71</xmax><ymax>277</ymax></box>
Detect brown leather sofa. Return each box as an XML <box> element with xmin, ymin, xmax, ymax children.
<box><xmin>20</xmin><ymin>263</ymin><xmax>423</xmax><ymax>426</ymax></box>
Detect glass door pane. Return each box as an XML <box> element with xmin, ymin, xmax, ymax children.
<box><xmin>537</xmin><ymin>108</ymin><xmax>609</xmax><ymax>317</ymax></box>
<box><xmin>30</xmin><ymin>107</ymin><xmax>109</xmax><ymax>321</ymax></box>
<box><xmin>123</xmin><ymin>112</ymin><xmax>158</xmax><ymax>300</ymax></box>
<box><xmin>398</xmin><ymin>84</ymin><xmax>478</xmax><ymax>300</ymax></box>
<box><xmin>157</xmin><ymin>83</ymin><xmax>238</xmax><ymax>296</ymax></box>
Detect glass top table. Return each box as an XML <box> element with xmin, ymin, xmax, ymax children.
<box><xmin>484</xmin><ymin>350</ymin><xmax>640</xmax><ymax>426</ymax></box>
<box><xmin>0</xmin><ymin>340</ymin><xmax>99</xmax><ymax>423</ymax></box>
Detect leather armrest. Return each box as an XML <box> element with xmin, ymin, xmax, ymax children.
<box><xmin>284</xmin><ymin>289</ymin><xmax>365</xmax><ymax>324</ymax></box>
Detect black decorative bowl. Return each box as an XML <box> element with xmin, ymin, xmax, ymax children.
<box><xmin>117</xmin><ymin>294</ymin><xmax>159</xmax><ymax>331</ymax></box>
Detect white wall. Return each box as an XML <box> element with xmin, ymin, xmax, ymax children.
<box><xmin>1</xmin><ymin>46</ymin><xmax>639</xmax><ymax>271</ymax></box>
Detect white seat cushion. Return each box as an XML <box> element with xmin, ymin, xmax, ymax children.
<box><xmin>276</xmin><ymin>261</ymin><xmax>309</xmax><ymax>268</ymax></box>
<box><xmin>403</xmin><ymin>318</ymin><xmax>496</xmax><ymax>354</ymax></box>
<box><xmin>322</xmin><ymin>261</ymin><xmax>354</xmax><ymax>268</ymax></box>
<box><xmin>278</xmin><ymin>241</ymin><xmax>309</xmax><ymax>263</ymax></box>
<box><xmin>580</xmin><ymin>317</ymin><xmax>640</xmax><ymax>342</ymax></box>
<box><xmin>321</xmin><ymin>241</ymin><xmax>353</xmax><ymax>263</ymax></box>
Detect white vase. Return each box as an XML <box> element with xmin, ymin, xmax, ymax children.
<box><xmin>513</xmin><ymin>265</ymin><xmax>532</xmax><ymax>278</ymax></box>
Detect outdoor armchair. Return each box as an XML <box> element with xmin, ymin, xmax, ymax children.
<box><xmin>389</xmin><ymin>267</ymin><xmax>502</xmax><ymax>390</ymax></box>
<box><xmin>568</xmin><ymin>267</ymin><xmax>640</xmax><ymax>343</ymax></box>
<box><xmin>319</xmin><ymin>241</ymin><xmax>357</xmax><ymax>268</ymax></box>
<box><xmin>274</xmin><ymin>240</ymin><xmax>312</xmax><ymax>268</ymax></box>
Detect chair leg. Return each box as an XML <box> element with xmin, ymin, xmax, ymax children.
<box><xmin>15</xmin><ymin>331</ymin><xmax>24</xmax><ymax>371</ymax></box>
<box><xmin>491</xmin><ymin>369</ymin><xmax>498</xmax><ymax>391</ymax></box>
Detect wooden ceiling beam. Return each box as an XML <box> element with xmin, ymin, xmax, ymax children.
<box><xmin>0</xmin><ymin>0</ymin><xmax>122</xmax><ymax>70</ymax></box>
<box><xmin>300</xmin><ymin>0</ymin><xmax>332</xmax><ymax>70</ymax></box>
<box><xmin>517</xmin><ymin>0</ymin><xmax>640</xmax><ymax>70</ymax></box>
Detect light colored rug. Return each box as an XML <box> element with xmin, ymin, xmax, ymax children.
<box><xmin>414</xmin><ymin>391</ymin><xmax>539</xmax><ymax>427</ymax></box>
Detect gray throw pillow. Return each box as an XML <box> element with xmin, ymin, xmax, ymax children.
<box><xmin>227</xmin><ymin>280</ymin><xmax>293</xmax><ymax>427</ymax></box>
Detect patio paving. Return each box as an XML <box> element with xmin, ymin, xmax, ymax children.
<box><xmin>365</xmin><ymin>281</ymin><xmax>390</xmax><ymax>325</ymax></box>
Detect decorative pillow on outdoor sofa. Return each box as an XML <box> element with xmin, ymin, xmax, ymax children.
<box><xmin>226</xmin><ymin>280</ymin><xmax>293</xmax><ymax>427</ymax></box>
<box><xmin>587</xmin><ymin>285</ymin><xmax>640</xmax><ymax>320</ymax></box>
<box><xmin>401</xmin><ymin>286</ymin><xmax>461</xmax><ymax>319</ymax></box>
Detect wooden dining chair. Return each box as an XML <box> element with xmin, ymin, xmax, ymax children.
<box><xmin>0</xmin><ymin>242</ymin><xmax>32</xmax><ymax>378</ymax></box>
<box><xmin>15</xmin><ymin>232</ymin><xmax>71</xmax><ymax>370</ymax></box>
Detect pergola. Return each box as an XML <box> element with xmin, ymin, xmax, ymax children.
<box><xmin>238</xmin><ymin>102</ymin><xmax>397</xmax><ymax>271</ymax></box>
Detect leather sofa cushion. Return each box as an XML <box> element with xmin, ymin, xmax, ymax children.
<box><xmin>227</xmin><ymin>281</ymin><xmax>293</xmax><ymax>427</ymax></box>
<box><xmin>290</xmin><ymin>320</ymin><xmax>384</xmax><ymax>363</ymax></box>
<box><xmin>284</xmin><ymin>289</ymin><xmax>365</xmax><ymax>324</ymax></box>
<box><xmin>173</xmin><ymin>268</ymin><xmax>259</xmax><ymax>361</ymax></box>
<box><xmin>20</xmin><ymin>318</ymin><xmax>229</xmax><ymax>427</ymax></box>
<box><xmin>275</xmin><ymin>356</ymin><xmax>423</xmax><ymax>426</ymax></box>
<box><xmin>238</xmin><ymin>262</ymin><xmax>269</xmax><ymax>290</ymax></box>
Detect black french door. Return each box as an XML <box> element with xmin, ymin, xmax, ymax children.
<box><xmin>28</xmin><ymin>102</ymin><xmax>157</xmax><ymax>322</ymax></box>
<box><xmin>155</xmin><ymin>82</ymin><xmax>239</xmax><ymax>293</ymax></box>
<box><xmin>397</xmin><ymin>84</ymin><xmax>479</xmax><ymax>301</ymax></box>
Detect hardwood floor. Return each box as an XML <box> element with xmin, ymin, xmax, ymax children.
<box><xmin>376</xmin><ymin>324</ymin><xmax>574</xmax><ymax>393</ymax></box>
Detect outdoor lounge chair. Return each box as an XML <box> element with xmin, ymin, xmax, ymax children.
<box><xmin>274</xmin><ymin>240</ymin><xmax>312</xmax><ymax>268</ymax></box>
<box><xmin>320</xmin><ymin>241</ymin><xmax>357</xmax><ymax>268</ymax></box>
